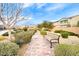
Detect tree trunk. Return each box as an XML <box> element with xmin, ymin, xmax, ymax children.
<box><xmin>8</xmin><ymin>29</ymin><xmax>12</xmax><ymax>40</ymax></box>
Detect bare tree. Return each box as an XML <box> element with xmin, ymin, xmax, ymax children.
<box><xmin>0</xmin><ymin>3</ymin><xmax>28</xmax><ymax>40</ymax></box>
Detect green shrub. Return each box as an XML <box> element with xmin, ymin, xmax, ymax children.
<box><xmin>23</xmin><ymin>27</ymin><xmax>27</xmax><ymax>31</ymax></box>
<box><xmin>54</xmin><ymin>30</ymin><xmax>79</xmax><ymax>38</ymax></box>
<box><xmin>54</xmin><ymin>30</ymin><xmax>63</xmax><ymax>33</ymax></box>
<box><xmin>43</xmin><ymin>28</ymin><xmax>49</xmax><ymax>31</ymax></box>
<box><xmin>61</xmin><ymin>32</ymin><xmax>69</xmax><ymax>38</ymax></box>
<box><xmin>13</xmin><ymin>28</ymin><xmax>25</xmax><ymax>33</ymax></box>
<box><xmin>40</xmin><ymin>30</ymin><xmax>47</xmax><ymax>36</ymax></box>
<box><xmin>37</xmin><ymin>21</ymin><xmax>54</xmax><ymax>30</ymax></box>
<box><xmin>69</xmin><ymin>32</ymin><xmax>79</xmax><ymax>37</ymax></box>
<box><xmin>0</xmin><ymin>42</ymin><xmax>19</xmax><ymax>56</ymax></box>
<box><xmin>55</xmin><ymin>30</ymin><xmax>69</xmax><ymax>38</ymax></box>
<box><xmin>15</xmin><ymin>30</ymin><xmax>24</xmax><ymax>33</ymax></box>
<box><xmin>14</xmin><ymin>30</ymin><xmax>36</xmax><ymax>46</ymax></box>
<box><xmin>54</xmin><ymin>44</ymin><xmax>79</xmax><ymax>56</ymax></box>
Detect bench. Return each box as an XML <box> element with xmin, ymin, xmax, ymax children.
<box><xmin>45</xmin><ymin>33</ymin><xmax>60</xmax><ymax>48</ymax></box>
<box><xmin>50</xmin><ymin>35</ymin><xmax>60</xmax><ymax>48</ymax></box>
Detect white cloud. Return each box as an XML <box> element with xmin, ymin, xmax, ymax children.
<box><xmin>22</xmin><ymin>3</ymin><xmax>46</xmax><ymax>9</ymax></box>
<box><xmin>36</xmin><ymin>3</ymin><xmax>46</xmax><ymax>8</ymax></box>
<box><xmin>16</xmin><ymin>15</ymin><xmax>33</xmax><ymax>22</ymax></box>
<box><xmin>46</xmin><ymin>4</ymin><xmax>67</xmax><ymax>11</ymax></box>
<box><xmin>49</xmin><ymin>19</ymin><xmax>57</xmax><ymax>22</ymax></box>
<box><xmin>22</xmin><ymin>3</ymin><xmax>33</xmax><ymax>8</ymax></box>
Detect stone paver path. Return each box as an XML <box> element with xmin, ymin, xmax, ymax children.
<box><xmin>24</xmin><ymin>31</ymin><xmax>52</xmax><ymax>56</ymax></box>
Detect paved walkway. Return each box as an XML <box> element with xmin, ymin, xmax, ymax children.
<box><xmin>24</xmin><ymin>31</ymin><xmax>52</xmax><ymax>56</ymax></box>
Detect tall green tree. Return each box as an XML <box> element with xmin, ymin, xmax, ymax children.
<box><xmin>38</xmin><ymin>21</ymin><xmax>54</xmax><ymax>29</ymax></box>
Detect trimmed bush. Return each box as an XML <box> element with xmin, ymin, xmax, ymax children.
<box><xmin>40</xmin><ymin>30</ymin><xmax>47</xmax><ymax>36</ymax></box>
<box><xmin>0</xmin><ymin>42</ymin><xmax>19</xmax><ymax>56</ymax></box>
<box><xmin>0</xmin><ymin>36</ymin><xmax>5</xmax><ymax>41</ymax></box>
<box><xmin>54</xmin><ymin>30</ymin><xmax>63</xmax><ymax>33</ymax></box>
<box><xmin>54</xmin><ymin>44</ymin><xmax>79</xmax><ymax>56</ymax></box>
<box><xmin>61</xmin><ymin>32</ymin><xmax>69</xmax><ymax>38</ymax></box>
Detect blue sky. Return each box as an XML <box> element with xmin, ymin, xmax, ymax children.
<box><xmin>16</xmin><ymin>3</ymin><xmax>79</xmax><ymax>26</ymax></box>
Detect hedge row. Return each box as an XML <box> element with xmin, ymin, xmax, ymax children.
<box><xmin>54</xmin><ymin>30</ymin><xmax>79</xmax><ymax>38</ymax></box>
